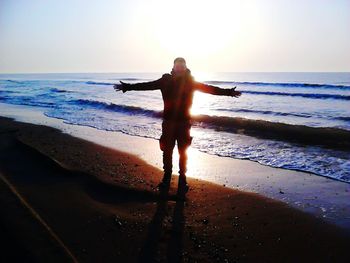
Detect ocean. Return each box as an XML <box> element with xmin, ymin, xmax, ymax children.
<box><xmin>0</xmin><ymin>72</ymin><xmax>349</xmax><ymax>183</ymax></box>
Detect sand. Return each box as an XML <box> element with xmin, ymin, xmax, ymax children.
<box><xmin>1</xmin><ymin>102</ymin><xmax>349</xmax><ymax>229</ymax></box>
<box><xmin>0</xmin><ymin>116</ymin><xmax>349</xmax><ymax>262</ymax></box>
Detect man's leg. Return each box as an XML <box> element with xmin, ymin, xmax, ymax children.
<box><xmin>176</xmin><ymin>122</ymin><xmax>192</xmax><ymax>195</ymax></box>
<box><xmin>158</xmin><ymin>121</ymin><xmax>176</xmax><ymax>191</ymax></box>
<box><xmin>161</xmin><ymin>147</ymin><xmax>174</xmax><ymax>184</ymax></box>
<box><xmin>178</xmin><ymin>147</ymin><xmax>188</xmax><ymax>181</ymax></box>
<box><xmin>177</xmin><ymin>146</ymin><xmax>189</xmax><ymax>196</ymax></box>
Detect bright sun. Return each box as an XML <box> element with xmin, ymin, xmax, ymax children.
<box><xmin>127</xmin><ymin>0</ymin><xmax>261</xmax><ymax>72</ymax></box>
<box><xmin>144</xmin><ymin>0</ymin><xmax>246</xmax><ymax>56</ymax></box>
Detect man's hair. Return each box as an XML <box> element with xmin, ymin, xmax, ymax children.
<box><xmin>174</xmin><ymin>57</ymin><xmax>186</xmax><ymax>64</ymax></box>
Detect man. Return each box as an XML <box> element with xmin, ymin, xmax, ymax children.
<box><xmin>114</xmin><ymin>57</ymin><xmax>241</xmax><ymax>197</ymax></box>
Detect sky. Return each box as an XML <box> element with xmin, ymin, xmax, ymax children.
<box><xmin>0</xmin><ymin>0</ymin><xmax>349</xmax><ymax>73</ymax></box>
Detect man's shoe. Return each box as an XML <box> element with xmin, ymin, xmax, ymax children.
<box><xmin>157</xmin><ymin>174</ymin><xmax>171</xmax><ymax>194</ymax></box>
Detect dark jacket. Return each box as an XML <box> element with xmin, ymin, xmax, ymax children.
<box><xmin>123</xmin><ymin>69</ymin><xmax>234</xmax><ymax>121</ymax></box>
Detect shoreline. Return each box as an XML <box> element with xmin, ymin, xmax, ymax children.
<box><xmin>0</xmin><ymin>116</ymin><xmax>349</xmax><ymax>262</ymax></box>
<box><xmin>0</xmin><ymin>102</ymin><xmax>349</xmax><ymax>229</ymax></box>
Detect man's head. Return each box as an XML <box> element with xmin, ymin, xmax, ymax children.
<box><xmin>172</xmin><ymin>57</ymin><xmax>187</xmax><ymax>76</ymax></box>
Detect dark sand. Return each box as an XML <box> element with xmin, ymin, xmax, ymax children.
<box><xmin>0</xmin><ymin>116</ymin><xmax>349</xmax><ymax>263</ymax></box>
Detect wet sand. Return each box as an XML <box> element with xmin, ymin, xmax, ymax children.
<box><xmin>1</xmin><ymin>102</ymin><xmax>349</xmax><ymax>229</ymax></box>
<box><xmin>0</xmin><ymin>116</ymin><xmax>349</xmax><ymax>262</ymax></box>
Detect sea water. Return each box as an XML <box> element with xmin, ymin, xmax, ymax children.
<box><xmin>0</xmin><ymin>72</ymin><xmax>349</xmax><ymax>182</ymax></box>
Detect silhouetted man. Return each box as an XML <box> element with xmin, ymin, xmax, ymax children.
<box><xmin>114</xmin><ymin>57</ymin><xmax>241</xmax><ymax>197</ymax></box>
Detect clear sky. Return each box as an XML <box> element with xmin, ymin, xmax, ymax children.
<box><xmin>0</xmin><ymin>0</ymin><xmax>349</xmax><ymax>73</ymax></box>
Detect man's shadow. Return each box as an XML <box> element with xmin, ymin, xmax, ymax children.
<box><xmin>166</xmin><ymin>199</ymin><xmax>185</xmax><ymax>263</ymax></box>
<box><xmin>138</xmin><ymin>194</ymin><xmax>185</xmax><ymax>263</ymax></box>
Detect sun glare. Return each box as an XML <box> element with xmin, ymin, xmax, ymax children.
<box><xmin>126</xmin><ymin>0</ymin><xmax>262</xmax><ymax>71</ymax></box>
<box><xmin>152</xmin><ymin>0</ymin><xmax>242</xmax><ymax>55</ymax></box>
<box><xmin>190</xmin><ymin>91</ymin><xmax>213</xmax><ymax>116</ymax></box>
<box><xmin>141</xmin><ymin>0</ymin><xmax>252</xmax><ymax>57</ymax></box>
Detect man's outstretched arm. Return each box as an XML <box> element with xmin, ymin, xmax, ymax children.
<box><xmin>194</xmin><ymin>82</ymin><xmax>241</xmax><ymax>97</ymax></box>
<box><xmin>194</xmin><ymin>82</ymin><xmax>242</xmax><ymax>97</ymax></box>
<box><xmin>114</xmin><ymin>76</ymin><xmax>165</xmax><ymax>93</ymax></box>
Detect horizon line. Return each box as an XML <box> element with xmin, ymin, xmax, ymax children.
<box><xmin>1</xmin><ymin>71</ymin><xmax>350</xmax><ymax>74</ymax></box>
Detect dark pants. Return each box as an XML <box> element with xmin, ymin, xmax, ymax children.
<box><xmin>159</xmin><ymin>120</ymin><xmax>193</xmax><ymax>179</ymax></box>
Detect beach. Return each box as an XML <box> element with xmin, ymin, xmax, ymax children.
<box><xmin>1</xmin><ymin>102</ymin><xmax>349</xmax><ymax>227</ymax></box>
<box><xmin>1</xmin><ymin>72</ymin><xmax>349</xmax><ymax>183</ymax></box>
<box><xmin>0</xmin><ymin>73</ymin><xmax>349</xmax><ymax>262</ymax></box>
<box><xmin>2</xmin><ymin>0</ymin><xmax>350</xmax><ymax>261</ymax></box>
<box><xmin>0</xmin><ymin>114</ymin><xmax>349</xmax><ymax>262</ymax></box>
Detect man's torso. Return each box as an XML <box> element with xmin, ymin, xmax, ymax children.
<box><xmin>160</xmin><ymin>73</ymin><xmax>195</xmax><ymax>121</ymax></box>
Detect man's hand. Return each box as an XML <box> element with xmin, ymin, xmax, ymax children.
<box><xmin>113</xmin><ymin>81</ymin><xmax>129</xmax><ymax>93</ymax></box>
<box><xmin>230</xmin><ymin>86</ymin><xmax>241</xmax><ymax>98</ymax></box>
